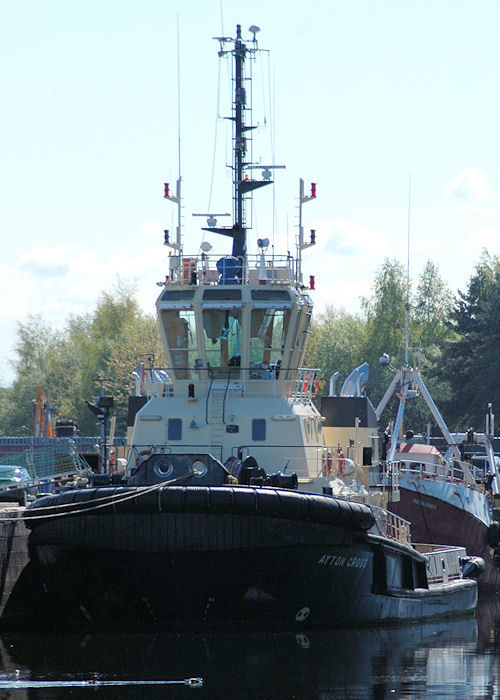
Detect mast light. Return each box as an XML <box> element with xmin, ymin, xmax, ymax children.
<box><xmin>300</xmin><ymin>180</ymin><xmax>317</xmax><ymax>204</ymax></box>
<box><xmin>164</xmin><ymin>182</ymin><xmax>180</xmax><ymax>203</ymax></box>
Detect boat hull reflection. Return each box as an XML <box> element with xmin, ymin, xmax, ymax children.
<box><xmin>0</xmin><ymin>613</ymin><xmax>481</xmax><ymax>698</ymax></box>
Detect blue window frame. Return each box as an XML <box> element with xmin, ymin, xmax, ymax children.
<box><xmin>168</xmin><ymin>418</ymin><xmax>182</xmax><ymax>440</ymax></box>
<box><xmin>252</xmin><ymin>419</ymin><xmax>266</xmax><ymax>441</ymax></box>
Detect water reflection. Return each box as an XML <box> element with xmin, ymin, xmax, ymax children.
<box><xmin>1</xmin><ymin>599</ymin><xmax>500</xmax><ymax>698</ymax></box>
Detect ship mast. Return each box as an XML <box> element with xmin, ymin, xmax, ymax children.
<box><xmin>208</xmin><ymin>24</ymin><xmax>271</xmax><ymax>262</ymax></box>
<box><xmin>163</xmin><ymin>16</ymin><xmax>183</xmax><ymax>254</ymax></box>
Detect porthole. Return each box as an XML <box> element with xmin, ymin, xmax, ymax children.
<box><xmin>153</xmin><ymin>458</ymin><xmax>173</xmax><ymax>478</ymax></box>
<box><xmin>191</xmin><ymin>460</ymin><xmax>207</xmax><ymax>478</ymax></box>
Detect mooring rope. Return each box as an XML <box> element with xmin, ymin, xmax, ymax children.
<box><xmin>0</xmin><ymin>472</ymin><xmax>194</xmax><ymax>523</ymax></box>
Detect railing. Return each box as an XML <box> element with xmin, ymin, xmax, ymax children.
<box><xmin>230</xmin><ymin>443</ymin><xmax>328</xmax><ymax>478</ymax></box>
<box><xmin>0</xmin><ymin>436</ymin><xmax>126</xmax><ymax>458</ymax></box>
<box><xmin>365</xmin><ymin>461</ymin><xmax>400</xmax><ymax>492</ymax></box>
<box><xmin>293</xmin><ymin>368</ymin><xmax>321</xmax><ymax>402</ymax></box>
<box><xmin>397</xmin><ymin>457</ymin><xmax>486</xmax><ymax>492</ymax></box>
<box><xmin>415</xmin><ymin>544</ymin><xmax>467</xmax><ymax>583</ymax></box>
<box><xmin>132</xmin><ymin>366</ymin><xmax>322</xmax><ymax>402</ymax></box>
<box><xmin>370</xmin><ymin>504</ymin><xmax>412</xmax><ymax>546</ymax></box>
<box><xmin>166</xmin><ymin>252</ymin><xmax>297</xmax><ymax>287</ymax></box>
<box><xmin>128</xmin><ymin>442</ymin><xmax>329</xmax><ymax>481</ymax></box>
<box><xmin>128</xmin><ymin>444</ymin><xmax>225</xmax><ymax>469</ymax></box>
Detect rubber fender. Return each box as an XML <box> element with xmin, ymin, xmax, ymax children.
<box><xmin>487</xmin><ymin>521</ymin><xmax>500</xmax><ymax>549</ymax></box>
<box><xmin>460</xmin><ymin>556</ymin><xmax>485</xmax><ymax>580</ymax></box>
<box><xmin>24</xmin><ymin>485</ymin><xmax>376</xmax><ymax>532</ymax></box>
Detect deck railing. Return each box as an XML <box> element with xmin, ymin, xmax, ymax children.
<box><xmin>370</xmin><ymin>504</ymin><xmax>412</xmax><ymax>546</ymax></box>
<box><xmin>165</xmin><ymin>252</ymin><xmax>297</xmax><ymax>287</ymax></box>
<box><xmin>132</xmin><ymin>366</ymin><xmax>322</xmax><ymax>401</ymax></box>
<box><xmin>397</xmin><ymin>457</ymin><xmax>486</xmax><ymax>492</ymax></box>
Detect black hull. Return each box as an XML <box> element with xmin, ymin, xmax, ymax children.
<box><xmin>6</xmin><ymin>486</ymin><xmax>477</xmax><ymax>631</ymax></box>
<box><xmin>390</xmin><ymin>486</ymin><xmax>500</xmax><ymax>591</ymax></box>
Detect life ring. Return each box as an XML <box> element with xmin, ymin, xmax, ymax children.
<box><xmin>135</xmin><ymin>447</ymin><xmax>153</xmax><ymax>468</ymax></box>
<box><xmin>313</xmin><ymin>377</ymin><xmax>319</xmax><ymax>396</ymax></box>
<box><xmin>303</xmin><ymin>374</ymin><xmax>310</xmax><ymax>392</ymax></box>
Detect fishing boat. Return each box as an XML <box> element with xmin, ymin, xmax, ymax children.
<box><xmin>320</xmin><ymin>356</ymin><xmax>499</xmax><ymax>590</ymax></box>
<box><xmin>13</xmin><ymin>25</ymin><xmax>479</xmax><ymax>632</ymax></box>
<box><xmin>379</xmin><ymin>366</ymin><xmax>500</xmax><ymax>591</ymax></box>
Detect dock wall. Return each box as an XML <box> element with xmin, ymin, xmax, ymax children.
<box><xmin>0</xmin><ymin>510</ymin><xmax>30</xmax><ymax>617</ymax></box>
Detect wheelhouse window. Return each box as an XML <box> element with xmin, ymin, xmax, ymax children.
<box><xmin>249</xmin><ymin>308</ymin><xmax>290</xmax><ymax>378</ymax></box>
<box><xmin>202</xmin><ymin>308</ymin><xmax>242</xmax><ymax>378</ymax></box>
<box><xmin>161</xmin><ymin>309</ymin><xmax>197</xmax><ymax>379</ymax></box>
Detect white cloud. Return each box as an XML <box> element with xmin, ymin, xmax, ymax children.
<box><xmin>313</xmin><ymin>275</ymin><xmax>372</xmax><ymax>316</ymax></box>
<box><xmin>444</xmin><ymin>167</ymin><xmax>492</xmax><ymax>204</ymax></box>
<box><xmin>0</xmin><ymin>238</ymin><xmax>171</xmax><ymax>385</ymax></box>
<box><xmin>314</xmin><ymin>219</ymin><xmax>388</xmax><ymax>256</ymax></box>
<box><xmin>298</xmin><ymin>218</ymin><xmax>386</xmax><ymax>315</ymax></box>
<box><xmin>19</xmin><ymin>252</ymin><xmax>69</xmax><ymax>277</ymax></box>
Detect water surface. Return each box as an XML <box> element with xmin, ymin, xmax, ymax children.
<box><xmin>1</xmin><ymin>597</ymin><xmax>499</xmax><ymax>698</ymax></box>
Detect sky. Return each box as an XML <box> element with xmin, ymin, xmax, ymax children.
<box><xmin>1</xmin><ymin>0</ymin><xmax>499</xmax><ymax>386</ymax></box>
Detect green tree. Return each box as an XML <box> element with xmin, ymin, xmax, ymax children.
<box><xmin>438</xmin><ymin>251</ymin><xmax>500</xmax><ymax>429</ymax></box>
<box><xmin>69</xmin><ymin>282</ymin><xmax>143</xmax><ymax>434</ymax></box>
<box><xmin>0</xmin><ymin>315</ymin><xmax>62</xmax><ymax>436</ymax></box>
<box><xmin>0</xmin><ymin>281</ymin><xmax>165</xmax><ymax>437</ymax></box>
<box><xmin>358</xmin><ymin>258</ymin><xmax>453</xmax><ymax>437</ymax></box>
<box><xmin>413</xmin><ymin>260</ymin><xmax>454</xmax><ymax>349</ymax></box>
<box><xmin>360</xmin><ymin>258</ymin><xmax>408</xmax><ymax>404</ymax></box>
<box><xmin>401</xmin><ymin>261</ymin><xmax>455</xmax><ymax>436</ymax></box>
<box><xmin>106</xmin><ymin>315</ymin><xmax>166</xmax><ymax>434</ymax></box>
<box><xmin>304</xmin><ymin>306</ymin><xmax>367</xmax><ymax>396</ymax></box>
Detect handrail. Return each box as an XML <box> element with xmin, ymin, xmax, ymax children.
<box><xmin>127</xmin><ymin>444</ymin><xmax>225</xmax><ymax>467</ymax></box>
<box><xmin>134</xmin><ymin>366</ymin><xmax>322</xmax><ymax>400</ymax></box>
<box><xmin>397</xmin><ymin>456</ymin><xmax>485</xmax><ymax>491</ymax></box>
<box><xmin>165</xmin><ymin>252</ymin><xmax>297</xmax><ymax>286</ymax></box>
<box><xmin>369</xmin><ymin>503</ymin><xmax>412</xmax><ymax>546</ymax></box>
<box><xmin>293</xmin><ymin>368</ymin><xmax>321</xmax><ymax>401</ymax></box>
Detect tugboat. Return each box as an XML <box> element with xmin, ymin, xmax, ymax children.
<box><xmin>14</xmin><ymin>25</ymin><xmax>479</xmax><ymax>632</ymax></box>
